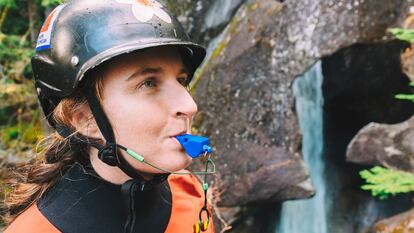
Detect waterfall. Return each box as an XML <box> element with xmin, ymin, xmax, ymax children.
<box><xmin>203</xmin><ymin>0</ymin><xmax>245</xmax><ymax>30</ymax></box>
<box><xmin>276</xmin><ymin>61</ymin><xmax>326</xmax><ymax>233</ymax></box>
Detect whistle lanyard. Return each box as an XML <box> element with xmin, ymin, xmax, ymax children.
<box><xmin>193</xmin><ymin>153</ymin><xmax>214</xmax><ymax>233</ymax></box>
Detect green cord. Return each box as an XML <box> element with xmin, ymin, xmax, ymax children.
<box><xmin>126</xmin><ymin>148</ymin><xmax>216</xmax><ymax>175</ymax></box>
<box><xmin>202</xmin><ymin>183</ymin><xmax>208</xmax><ymax>190</ymax></box>
<box><xmin>126</xmin><ymin>148</ymin><xmax>144</xmax><ymax>162</ymax></box>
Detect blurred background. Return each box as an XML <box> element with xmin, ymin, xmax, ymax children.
<box><xmin>1</xmin><ymin>0</ymin><xmax>414</xmax><ymax>232</ymax></box>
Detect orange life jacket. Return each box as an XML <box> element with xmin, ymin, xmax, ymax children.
<box><xmin>5</xmin><ymin>168</ymin><xmax>214</xmax><ymax>233</ymax></box>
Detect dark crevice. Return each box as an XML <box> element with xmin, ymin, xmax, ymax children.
<box><xmin>321</xmin><ymin>40</ymin><xmax>414</xmax><ymax>232</ymax></box>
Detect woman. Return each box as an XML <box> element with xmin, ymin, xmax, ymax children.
<box><xmin>4</xmin><ymin>0</ymin><xmax>214</xmax><ymax>232</ymax></box>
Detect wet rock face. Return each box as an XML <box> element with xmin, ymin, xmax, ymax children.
<box><xmin>373</xmin><ymin>208</ymin><xmax>414</xmax><ymax>233</ymax></box>
<box><xmin>166</xmin><ymin>0</ymin><xmax>246</xmax><ymax>45</ymax></box>
<box><xmin>193</xmin><ymin>0</ymin><xmax>312</xmax><ymax>206</ymax></box>
<box><xmin>192</xmin><ymin>0</ymin><xmax>410</xmax><ymax>208</ymax></box>
<box><xmin>170</xmin><ymin>0</ymin><xmax>414</xmax><ymax>231</ymax></box>
<box><xmin>347</xmin><ymin>116</ymin><xmax>414</xmax><ymax>172</ymax></box>
<box><xmin>265</xmin><ymin>0</ymin><xmax>409</xmax><ymax>79</ymax></box>
<box><xmin>401</xmin><ymin>44</ymin><xmax>414</xmax><ymax>82</ymax></box>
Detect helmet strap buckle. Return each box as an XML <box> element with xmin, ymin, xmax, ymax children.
<box><xmin>97</xmin><ymin>143</ymin><xmax>119</xmax><ymax>166</ymax></box>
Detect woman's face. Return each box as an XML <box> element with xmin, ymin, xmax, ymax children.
<box><xmin>99</xmin><ymin>47</ymin><xmax>197</xmax><ymax>174</ymax></box>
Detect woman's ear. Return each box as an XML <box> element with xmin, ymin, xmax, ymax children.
<box><xmin>70</xmin><ymin>104</ymin><xmax>103</xmax><ymax>140</ymax></box>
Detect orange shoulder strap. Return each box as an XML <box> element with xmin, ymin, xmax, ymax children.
<box><xmin>4</xmin><ymin>204</ymin><xmax>60</xmax><ymax>233</ymax></box>
<box><xmin>164</xmin><ymin>171</ymin><xmax>214</xmax><ymax>233</ymax></box>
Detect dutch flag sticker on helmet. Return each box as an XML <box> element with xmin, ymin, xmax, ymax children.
<box><xmin>36</xmin><ymin>4</ymin><xmax>66</xmax><ymax>51</ymax></box>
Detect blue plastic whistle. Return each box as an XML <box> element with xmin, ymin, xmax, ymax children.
<box><xmin>175</xmin><ymin>134</ymin><xmax>213</xmax><ymax>158</ymax></box>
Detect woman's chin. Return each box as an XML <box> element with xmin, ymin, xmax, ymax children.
<box><xmin>129</xmin><ymin>153</ymin><xmax>192</xmax><ymax>175</ymax></box>
<box><xmin>160</xmin><ymin>155</ymin><xmax>192</xmax><ymax>173</ymax></box>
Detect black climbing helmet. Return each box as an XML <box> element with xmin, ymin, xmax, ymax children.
<box><xmin>32</xmin><ymin>0</ymin><xmax>206</xmax><ymax>126</ymax></box>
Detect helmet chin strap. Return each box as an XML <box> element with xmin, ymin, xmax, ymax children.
<box><xmin>62</xmin><ymin>91</ymin><xmax>214</xmax><ymax>187</ymax></box>
<box><xmin>60</xmin><ymin>91</ymin><xmax>214</xmax><ymax>233</ymax></box>
<box><xmin>84</xmin><ymin>91</ymin><xmax>170</xmax><ymax>188</ymax></box>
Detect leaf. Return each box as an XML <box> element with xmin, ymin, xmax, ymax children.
<box><xmin>360</xmin><ymin>166</ymin><xmax>414</xmax><ymax>200</ymax></box>
<box><xmin>388</xmin><ymin>28</ymin><xmax>414</xmax><ymax>43</ymax></box>
<box><xmin>395</xmin><ymin>94</ymin><xmax>414</xmax><ymax>102</ymax></box>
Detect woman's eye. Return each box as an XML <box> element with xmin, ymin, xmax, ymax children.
<box><xmin>139</xmin><ymin>78</ymin><xmax>157</xmax><ymax>89</ymax></box>
<box><xmin>177</xmin><ymin>77</ymin><xmax>189</xmax><ymax>87</ymax></box>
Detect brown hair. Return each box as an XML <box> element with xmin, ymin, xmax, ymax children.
<box><xmin>3</xmin><ymin>76</ymin><xmax>105</xmax><ymax>224</ymax></box>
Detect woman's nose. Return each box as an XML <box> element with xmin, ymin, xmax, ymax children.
<box><xmin>171</xmin><ymin>83</ymin><xmax>198</xmax><ymax>119</ymax></box>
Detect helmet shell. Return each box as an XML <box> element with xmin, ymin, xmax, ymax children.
<box><xmin>32</xmin><ymin>0</ymin><xmax>206</xmax><ymax>124</ymax></box>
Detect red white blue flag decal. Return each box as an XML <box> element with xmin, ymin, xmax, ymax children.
<box><xmin>36</xmin><ymin>4</ymin><xmax>65</xmax><ymax>51</ymax></box>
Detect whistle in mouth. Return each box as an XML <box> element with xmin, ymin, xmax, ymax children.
<box><xmin>175</xmin><ymin>134</ymin><xmax>213</xmax><ymax>158</ymax></box>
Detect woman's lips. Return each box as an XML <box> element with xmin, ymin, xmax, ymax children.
<box><xmin>170</xmin><ymin>130</ymin><xmax>187</xmax><ymax>138</ymax></box>
<box><xmin>168</xmin><ymin>131</ymin><xmax>188</xmax><ymax>151</ymax></box>
<box><xmin>167</xmin><ymin>137</ymin><xmax>186</xmax><ymax>152</ymax></box>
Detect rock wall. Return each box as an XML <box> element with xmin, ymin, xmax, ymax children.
<box><xmin>347</xmin><ymin>116</ymin><xmax>414</xmax><ymax>172</ymax></box>
<box><xmin>169</xmin><ymin>0</ymin><xmax>414</xmax><ymax>232</ymax></box>
<box><xmin>193</xmin><ymin>0</ymin><xmax>313</xmax><ymax>207</ymax></box>
<box><xmin>373</xmin><ymin>208</ymin><xmax>414</xmax><ymax>233</ymax></box>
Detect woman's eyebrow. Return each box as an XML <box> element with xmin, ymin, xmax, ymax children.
<box><xmin>126</xmin><ymin>67</ymin><xmax>163</xmax><ymax>81</ymax></box>
<box><xmin>179</xmin><ymin>67</ymin><xmax>190</xmax><ymax>76</ymax></box>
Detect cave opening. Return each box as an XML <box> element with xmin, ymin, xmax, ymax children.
<box><xmin>321</xmin><ymin>40</ymin><xmax>414</xmax><ymax>232</ymax></box>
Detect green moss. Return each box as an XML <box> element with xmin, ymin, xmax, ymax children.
<box><xmin>189</xmin><ymin>15</ymin><xmax>242</xmax><ymax>94</ymax></box>
<box><xmin>210</xmin><ymin>18</ymin><xmax>239</xmax><ymax>58</ymax></box>
<box><xmin>248</xmin><ymin>2</ymin><xmax>259</xmax><ymax>11</ymax></box>
<box><xmin>189</xmin><ymin>0</ymin><xmax>284</xmax><ymax>94</ymax></box>
<box><xmin>211</xmin><ymin>42</ymin><xmax>225</xmax><ymax>60</ymax></box>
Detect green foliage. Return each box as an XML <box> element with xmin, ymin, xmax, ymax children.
<box><xmin>360</xmin><ymin>166</ymin><xmax>414</xmax><ymax>200</ymax></box>
<box><xmin>0</xmin><ymin>0</ymin><xmax>54</xmax><ymax>154</ymax></box>
<box><xmin>361</xmin><ymin>30</ymin><xmax>414</xmax><ymax>200</ymax></box>
<box><xmin>0</xmin><ymin>35</ymin><xmax>34</xmax><ymax>79</ymax></box>
<box><xmin>0</xmin><ymin>108</ymin><xmax>8</xmax><ymax>123</ymax></box>
<box><xmin>41</xmin><ymin>0</ymin><xmax>62</xmax><ymax>7</ymax></box>
<box><xmin>0</xmin><ymin>121</ymin><xmax>44</xmax><ymax>148</ymax></box>
<box><xmin>0</xmin><ymin>108</ymin><xmax>43</xmax><ymax>147</ymax></box>
<box><xmin>395</xmin><ymin>81</ymin><xmax>414</xmax><ymax>102</ymax></box>
<box><xmin>395</xmin><ymin>93</ymin><xmax>414</xmax><ymax>102</ymax></box>
<box><xmin>394</xmin><ymin>81</ymin><xmax>414</xmax><ymax>102</ymax></box>
<box><xmin>0</xmin><ymin>0</ymin><xmax>16</xmax><ymax>8</ymax></box>
<box><xmin>1</xmin><ymin>1</ymin><xmax>29</xmax><ymax>35</ymax></box>
<box><xmin>388</xmin><ymin>29</ymin><xmax>414</xmax><ymax>103</ymax></box>
<box><xmin>389</xmin><ymin>28</ymin><xmax>414</xmax><ymax>43</ymax></box>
